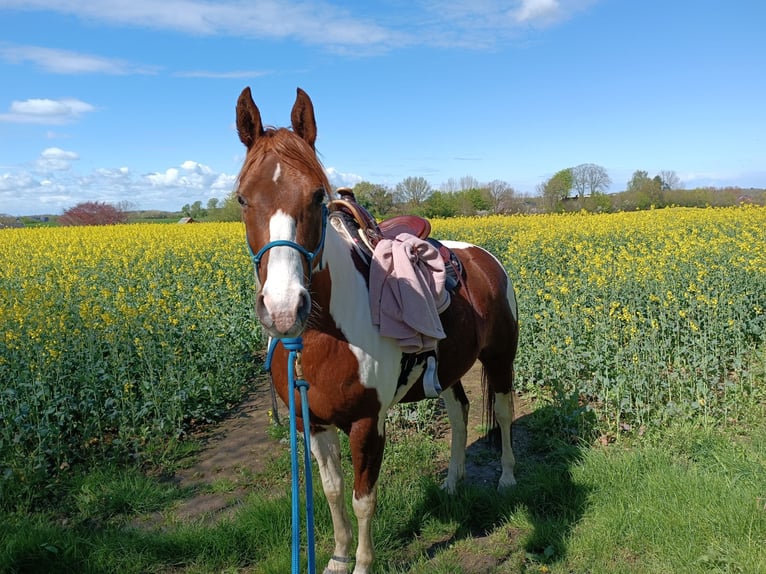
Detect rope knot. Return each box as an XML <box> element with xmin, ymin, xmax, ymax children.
<box><xmin>281</xmin><ymin>337</ymin><xmax>304</xmax><ymax>351</ymax></box>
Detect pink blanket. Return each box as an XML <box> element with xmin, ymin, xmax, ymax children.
<box><xmin>369</xmin><ymin>233</ymin><xmax>450</xmax><ymax>353</ymax></box>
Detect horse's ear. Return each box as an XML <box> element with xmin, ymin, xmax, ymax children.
<box><xmin>291</xmin><ymin>87</ymin><xmax>317</xmax><ymax>149</ymax></box>
<box><xmin>236</xmin><ymin>87</ymin><xmax>264</xmax><ymax>149</ymax></box>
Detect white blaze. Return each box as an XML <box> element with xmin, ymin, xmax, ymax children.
<box><xmin>260</xmin><ymin>209</ymin><xmax>306</xmax><ymax>333</ymax></box>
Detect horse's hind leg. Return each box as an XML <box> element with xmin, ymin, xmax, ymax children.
<box><xmin>310</xmin><ymin>427</ymin><xmax>354</xmax><ymax>574</ymax></box>
<box><xmin>442</xmin><ymin>381</ymin><xmax>469</xmax><ymax>493</ymax></box>
<box><xmin>482</xmin><ymin>356</ymin><xmax>517</xmax><ymax>489</ymax></box>
<box><xmin>494</xmin><ymin>388</ymin><xmax>517</xmax><ymax>488</ymax></box>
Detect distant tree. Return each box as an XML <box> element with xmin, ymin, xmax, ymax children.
<box><xmin>626</xmin><ymin>170</ymin><xmax>663</xmax><ymax>208</ymax></box>
<box><xmin>626</xmin><ymin>170</ymin><xmax>650</xmax><ymax>192</ymax></box>
<box><xmin>441</xmin><ymin>177</ymin><xmax>460</xmax><ymax>194</ymax></box>
<box><xmin>658</xmin><ymin>170</ymin><xmax>683</xmax><ymax>191</ymax></box>
<box><xmin>540</xmin><ymin>168</ymin><xmax>573</xmax><ymax>212</ymax></box>
<box><xmin>116</xmin><ymin>200</ymin><xmax>136</xmax><ymax>213</ymax></box>
<box><xmin>207</xmin><ymin>197</ymin><xmax>220</xmax><ymax>211</ymax></box>
<box><xmin>211</xmin><ymin>191</ymin><xmax>243</xmax><ymax>222</ymax></box>
<box><xmin>352</xmin><ymin>181</ymin><xmax>395</xmax><ymax>219</ymax></box>
<box><xmin>486</xmin><ymin>179</ymin><xmax>518</xmax><ymax>213</ymax></box>
<box><xmin>395</xmin><ymin>176</ymin><xmax>432</xmax><ymax>208</ymax></box>
<box><xmin>423</xmin><ymin>191</ymin><xmax>458</xmax><ymax>218</ymax></box>
<box><xmin>459</xmin><ymin>175</ymin><xmax>480</xmax><ymax>191</ymax></box>
<box><xmin>59</xmin><ymin>201</ymin><xmax>128</xmax><ymax>226</ymax></box>
<box><xmin>457</xmin><ymin>187</ymin><xmax>492</xmax><ymax>215</ymax></box>
<box><xmin>572</xmin><ymin>163</ymin><xmax>611</xmax><ymax>202</ymax></box>
<box><xmin>182</xmin><ymin>200</ymin><xmax>208</xmax><ymax>219</ymax></box>
<box><xmin>583</xmin><ymin>191</ymin><xmax>614</xmax><ymax>212</ymax></box>
<box><xmin>0</xmin><ymin>214</ymin><xmax>23</xmax><ymax>229</ymax></box>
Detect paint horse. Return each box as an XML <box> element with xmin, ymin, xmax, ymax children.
<box><xmin>235</xmin><ymin>87</ymin><xmax>519</xmax><ymax>574</ymax></box>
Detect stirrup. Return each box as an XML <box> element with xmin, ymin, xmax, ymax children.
<box><xmin>423</xmin><ymin>355</ymin><xmax>442</xmax><ymax>398</ymax></box>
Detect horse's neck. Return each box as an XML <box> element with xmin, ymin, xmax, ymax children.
<box><xmin>319</xmin><ymin>223</ymin><xmax>394</xmax><ymax>352</ymax></box>
<box><xmin>321</xmin><ymin>224</ymin><xmax>371</xmax><ymax>325</ymax></box>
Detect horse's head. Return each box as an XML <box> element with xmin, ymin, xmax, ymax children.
<box><xmin>235</xmin><ymin>87</ymin><xmax>331</xmax><ymax>338</ymax></box>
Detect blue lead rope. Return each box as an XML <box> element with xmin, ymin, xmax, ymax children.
<box><xmin>265</xmin><ymin>336</ymin><xmax>316</xmax><ymax>574</ymax></box>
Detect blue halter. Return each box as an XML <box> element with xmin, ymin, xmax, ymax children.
<box><xmin>246</xmin><ymin>202</ymin><xmax>328</xmax><ymax>574</ymax></box>
<box><xmin>247</xmin><ymin>204</ymin><xmax>328</xmax><ymax>281</ymax></box>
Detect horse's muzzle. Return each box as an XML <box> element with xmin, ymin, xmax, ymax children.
<box><xmin>256</xmin><ymin>288</ymin><xmax>312</xmax><ymax>337</ymax></box>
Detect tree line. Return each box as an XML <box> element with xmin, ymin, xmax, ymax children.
<box><xmin>6</xmin><ymin>163</ymin><xmax>763</xmax><ymax>227</ymax></box>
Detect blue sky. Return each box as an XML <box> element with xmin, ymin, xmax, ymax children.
<box><xmin>1</xmin><ymin>0</ymin><xmax>764</xmax><ymax>215</ymax></box>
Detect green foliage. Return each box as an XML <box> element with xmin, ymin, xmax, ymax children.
<box><xmin>395</xmin><ymin>176</ymin><xmax>432</xmax><ymax>208</ymax></box>
<box><xmin>209</xmin><ymin>191</ymin><xmax>244</xmax><ymax>222</ymax></box>
<box><xmin>181</xmin><ymin>200</ymin><xmax>208</xmax><ymax>220</ymax></box>
<box><xmin>582</xmin><ymin>191</ymin><xmax>613</xmax><ymax>213</ymax></box>
<box><xmin>625</xmin><ymin>169</ymin><xmax>664</xmax><ymax>207</ymax></box>
<box><xmin>541</xmin><ymin>168</ymin><xmax>574</xmax><ymax>211</ymax></box>
<box><xmin>422</xmin><ymin>191</ymin><xmax>458</xmax><ymax>218</ymax></box>
<box><xmin>460</xmin><ymin>188</ymin><xmax>492</xmax><ymax>214</ymax></box>
<box><xmin>352</xmin><ymin>181</ymin><xmax>395</xmax><ymax>219</ymax></box>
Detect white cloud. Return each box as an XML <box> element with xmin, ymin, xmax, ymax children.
<box><xmin>0</xmin><ymin>43</ymin><xmax>158</xmax><ymax>75</ymax></box>
<box><xmin>180</xmin><ymin>160</ymin><xmax>213</xmax><ymax>174</ymax></box>
<box><xmin>326</xmin><ymin>166</ymin><xmax>363</xmax><ymax>189</ymax></box>
<box><xmin>1</xmin><ymin>0</ymin><xmax>400</xmax><ymax>51</ymax></box>
<box><xmin>0</xmin><ymin>171</ymin><xmax>39</xmax><ymax>192</ymax></box>
<box><xmin>41</xmin><ymin>147</ymin><xmax>79</xmax><ymax>161</ymax></box>
<box><xmin>146</xmin><ymin>168</ymin><xmax>180</xmax><ymax>186</ymax></box>
<box><xmin>0</xmin><ymin>157</ymin><xmax>238</xmax><ymax>215</ymax></box>
<box><xmin>514</xmin><ymin>0</ymin><xmax>561</xmax><ymax>23</ymax></box>
<box><xmin>0</xmin><ymin>98</ymin><xmax>96</xmax><ymax>124</ymax></box>
<box><xmin>0</xmin><ymin>1</ymin><xmax>600</xmax><ymax>56</ymax></box>
<box><xmin>211</xmin><ymin>173</ymin><xmax>234</xmax><ymax>190</ymax></box>
<box><xmin>37</xmin><ymin>147</ymin><xmax>80</xmax><ymax>171</ymax></box>
<box><xmin>145</xmin><ymin>161</ymin><xmax>223</xmax><ymax>188</ymax></box>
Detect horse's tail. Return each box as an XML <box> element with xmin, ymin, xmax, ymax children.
<box><xmin>481</xmin><ymin>366</ymin><xmax>499</xmax><ymax>447</ymax></box>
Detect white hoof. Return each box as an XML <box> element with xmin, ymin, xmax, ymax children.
<box><xmin>497</xmin><ymin>472</ymin><xmax>517</xmax><ymax>490</ymax></box>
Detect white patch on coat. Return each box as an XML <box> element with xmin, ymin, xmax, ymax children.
<box><xmin>272</xmin><ymin>161</ymin><xmax>281</xmax><ymax>183</ymax></box>
<box><xmin>324</xmin><ymin>225</ymin><xmax>405</xmax><ymax>434</ymax></box>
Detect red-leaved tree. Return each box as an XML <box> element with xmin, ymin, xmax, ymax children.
<box><xmin>59</xmin><ymin>202</ymin><xmax>128</xmax><ymax>226</ymax></box>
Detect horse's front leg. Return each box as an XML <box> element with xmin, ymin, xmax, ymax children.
<box><xmin>441</xmin><ymin>382</ymin><xmax>469</xmax><ymax>493</ymax></box>
<box><xmin>349</xmin><ymin>417</ymin><xmax>385</xmax><ymax>574</ymax></box>
<box><xmin>310</xmin><ymin>427</ymin><xmax>354</xmax><ymax>574</ymax></box>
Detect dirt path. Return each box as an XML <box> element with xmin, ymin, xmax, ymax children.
<box><xmin>138</xmin><ymin>363</ymin><xmax>528</xmax><ymax>526</ymax></box>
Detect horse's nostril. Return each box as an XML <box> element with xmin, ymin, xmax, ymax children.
<box><xmin>297</xmin><ymin>290</ymin><xmax>311</xmax><ymax>322</ymax></box>
<box><xmin>255</xmin><ymin>292</ymin><xmax>269</xmax><ymax>322</ymax></box>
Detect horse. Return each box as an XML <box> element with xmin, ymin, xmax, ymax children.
<box><xmin>235</xmin><ymin>86</ymin><xmax>519</xmax><ymax>574</ymax></box>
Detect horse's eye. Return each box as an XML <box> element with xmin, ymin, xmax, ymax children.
<box><xmin>312</xmin><ymin>188</ymin><xmax>325</xmax><ymax>206</ymax></box>
<box><xmin>237</xmin><ymin>194</ymin><xmax>248</xmax><ymax>207</ymax></box>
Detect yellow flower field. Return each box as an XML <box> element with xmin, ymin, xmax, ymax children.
<box><xmin>433</xmin><ymin>206</ymin><xmax>766</xmax><ymax>432</ymax></box>
<box><xmin>1</xmin><ymin>207</ymin><xmax>765</xmax><ymax>496</ymax></box>
<box><xmin>0</xmin><ymin>222</ymin><xmax>259</xmax><ymax>493</ymax></box>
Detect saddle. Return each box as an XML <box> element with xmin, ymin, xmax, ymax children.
<box><xmin>328</xmin><ymin>188</ymin><xmax>464</xmax><ymax>292</ymax></box>
<box><xmin>328</xmin><ymin>188</ymin><xmax>464</xmax><ymax>398</ymax></box>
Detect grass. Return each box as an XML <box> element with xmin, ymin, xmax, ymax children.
<box><xmin>2</xmin><ymin>400</ymin><xmax>764</xmax><ymax>573</ymax></box>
